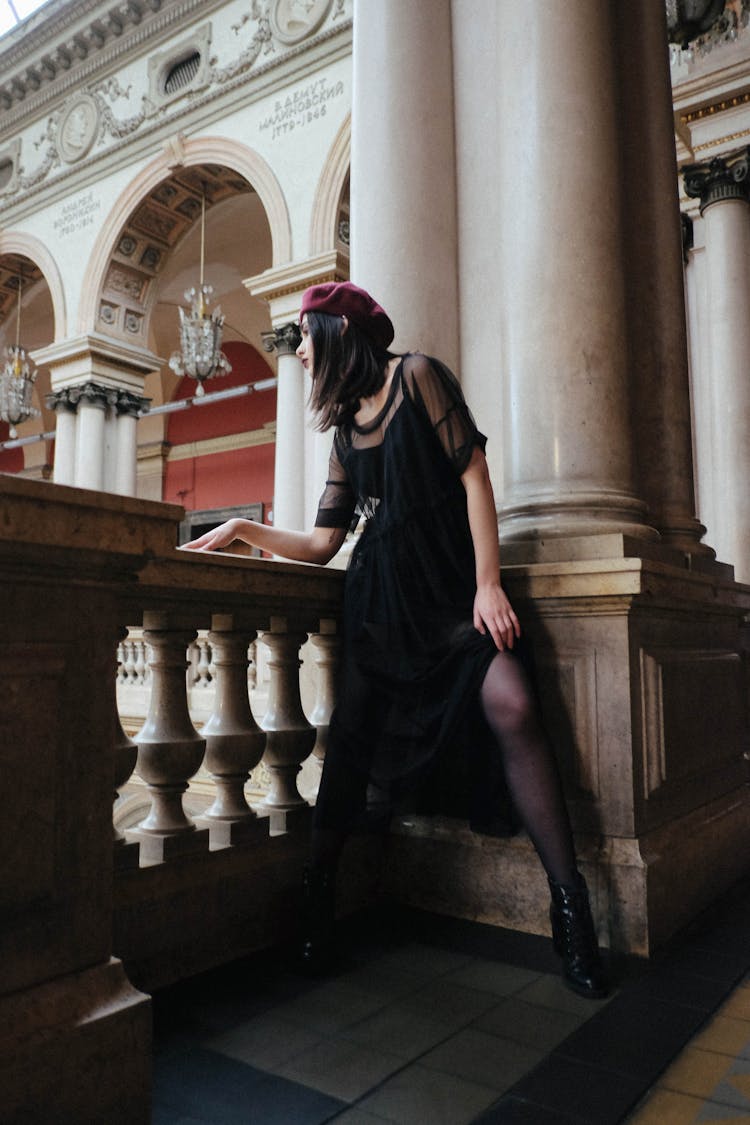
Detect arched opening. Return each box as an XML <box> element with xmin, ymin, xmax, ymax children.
<box><xmin>96</xmin><ymin>160</ymin><xmax>276</xmax><ymax>506</ymax></box>
<box><xmin>0</xmin><ymin>253</ymin><xmax>54</xmax><ymax>477</ymax></box>
<box><xmin>163</xmin><ymin>340</ymin><xmax>277</xmax><ymax>534</ymax></box>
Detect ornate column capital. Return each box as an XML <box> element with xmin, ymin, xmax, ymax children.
<box><xmin>45</xmin><ymin>387</ymin><xmax>78</xmax><ymax>414</ymax></box>
<box><xmin>115</xmin><ymin>390</ymin><xmax>151</xmax><ymax>418</ymax></box>
<box><xmin>683</xmin><ymin>148</ymin><xmax>750</xmax><ymax>213</ymax></box>
<box><xmin>261</xmin><ymin>323</ymin><xmax>302</xmax><ymax>357</ymax></box>
<box><xmin>45</xmin><ymin>383</ymin><xmax>150</xmax><ymax>415</ymax></box>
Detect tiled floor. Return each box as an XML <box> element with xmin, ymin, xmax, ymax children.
<box><xmin>152</xmin><ymin>876</ymin><xmax>750</xmax><ymax>1124</ymax></box>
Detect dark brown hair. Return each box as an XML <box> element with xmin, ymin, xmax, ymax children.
<box><xmin>306</xmin><ymin>311</ymin><xmax>395</xmax><ymax>431</ymax></box>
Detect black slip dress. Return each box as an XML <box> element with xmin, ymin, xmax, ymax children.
<box><xmin>313</xmin><ymin>352</ymin><xmax>518</xmax><ymax>835</ymax></box>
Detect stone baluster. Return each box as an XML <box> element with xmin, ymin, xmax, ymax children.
<box><xmin>197</xmin><ymin>615</ymin><xmax>268</xmax><ymax>847</ymax></box>
<box><xmin>113</xmin><ymin>628</ymin><xmax>140</xmax><ymax>869</ymax></box>
<box><xmin>259</xmin><ymin>616</ymin><xmax>316</xmax><ymax>827</ymax></box>
<box><xmin>127</xmin><ymin>612</ymin><xmax>209</xmax><ymax>863</ymax></box>
<box><xmin>196</xmin><ymin>634</ymin><xmax>212</xmax><ymax>689</ymax></box>
<box><xmin>306</xmin><ymin>620</ymin><xmax>340</xmax><ymax>798</ymax></box>
<box><xmin>247</xmin><ymin>639</ymin><xmax>258</xmax><ymax>694</ymax></box>
<box><xmin>133</xmin><ymin>634</ymin><xmax>147</xmax><ymax>684</ymax></box>
<box><xmin>116</xmin><ymin>636</ymin><xmax>128</xmax><ymax>685</ymax></box>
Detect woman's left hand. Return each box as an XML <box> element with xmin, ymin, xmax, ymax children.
<box><xmin>473</xmin><ymin>583</ymin><xmax>521</xmax><ymax>651</ymax></box>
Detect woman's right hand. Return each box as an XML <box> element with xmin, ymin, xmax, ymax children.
<box><xmin>181</xmin><ymin>518</ymin><xmax>247</xmax><ymax>552</ymax></box>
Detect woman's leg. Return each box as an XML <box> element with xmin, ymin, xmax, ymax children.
<box><xmin>302</xmin><ymin>734</ymin><xmax>368</xmax><ymax>971</ymax></box>
<box><xmin>479</xmin><ymin>651</ymin><xmax>607</xmax><ymax>997</ymax></box>
<box><xmin>309</xmin><ymin>826</ymin><xmax>349</xmax><ymax>871</ymax></box>
<box><xmin>479</xmin><ymin>651</ymin><xmax>577</xmax><ymax>885</ymax></box>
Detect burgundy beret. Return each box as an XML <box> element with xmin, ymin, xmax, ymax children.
<box><xmin>300</xmin><ymin>281</ymin><xmax>394</xmax><ymax>350</ymax></box>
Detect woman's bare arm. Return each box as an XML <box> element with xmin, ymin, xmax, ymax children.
<box><xmin>461</xmin><ymin>447</ymin><xmax>520</xmax><ymax>651</ymax></box>
<box><xmin>181</xmin><ymin>517</ymin><xmax>347</xmax><ymax>565</ymax></box>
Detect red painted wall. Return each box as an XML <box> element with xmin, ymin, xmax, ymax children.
<box><xmin>163</xmin><ymin>341</ymin><xmax>276</xmax><ymax>514</ymax></box>
<box><xmin>0</xmin><ymin>422</ymin><xmax>23</xmax><ymax>473</ymax></box>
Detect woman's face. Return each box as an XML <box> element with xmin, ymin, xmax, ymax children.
<box><xmin>297</xmin><ymin>315</ymin><xmax>314</xmax><ymax>372</ymax></box>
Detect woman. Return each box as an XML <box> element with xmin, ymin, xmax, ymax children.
<box><xmin>184</xmin><ymin>281</ymin><xmax>607</xmax><ymax>999</ymax></box>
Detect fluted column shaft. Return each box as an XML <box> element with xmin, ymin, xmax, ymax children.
<box><xmin>112</xmin><ymin>392</ymin><xmax>147</xmax><ymax>496</ymax></box>
<box><xmin>615</xmin><ymin>0</ymin><xmax>708</xmax><ymax>554</ymax></box>
<box><xmin>74</xmin><ymin>387</ymin><xmax>108</xmax><ymax>491</ymax></box>
<box><xmin>36</xmin><ymin>335</ymin><xmax>157</xmax><ymax>497</ymax></box>
<box><xmin>684</xmin><ymin>149</ymin><xmax>750</xmax><ymax>578</ymax></box>
<box><xmin>47</xmin><ymin>383</ymin><xmax>149</xmax><ymax>495</ymax></box>
<box><xmin>51</xmin><ymin>400</ymin><xmax>77</xmax><ymax>486</ymax></box>
<box><xmin>493</xmin><ymin>0</ymin><xmax>652</xmax><ymax>541</ymax></box>
<box><xmin>262</xmin><ymin>323</ymin><xmax>305</xmax><ymax>531</ymax></box>
<box><xmin>350</xmin><ymin>0</ymin><xmax>459</xmax><ymax>366</ymax></box>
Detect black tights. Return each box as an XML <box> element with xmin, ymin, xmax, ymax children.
<box><xmin>478</xmin><ymin>651</ymin><xmax>577</xmax><ymax>885</ymax></box>
<box><xmin>311</xmin><ymin>652</ymin><xmax>578</xmax><ymax>886</ymax></box>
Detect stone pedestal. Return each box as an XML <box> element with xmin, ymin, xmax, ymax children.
<box><xmin>0</xmin><ymin>477</ymin><xmax>179</xmax><ymax>1122</ymax></box>
<box><xmin>384</xmin><ymin>538</ymin><xmax>750</xmax><ymax>955</ymax></box>
<box><xmin>0</xmin><ymin>959</ymin><xmax>151</xmax><ymax>1125</ymax></box>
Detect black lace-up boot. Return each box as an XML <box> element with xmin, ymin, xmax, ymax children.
<box><xmin>300</xmin><ymin>865</ymin><xmax>337</xmax><ymax>973</ymax></box>
<box><xmin>549</xmin><ymin>872</ymin><xmax>608</xmax><ymax>999</ymax></box>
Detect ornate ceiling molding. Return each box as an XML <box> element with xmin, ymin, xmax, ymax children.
<box><xmin>0</xmin><ymin>0</ymin><xmax>348</xmax><ymax>130</ymax></box>
<box><xmin>0</xmin><ymin>0</ymin><xmax>171</xmax><ymax>124</ymax></box>
<box><xmin>0</xmin><ymin>1</ymin><xmax>351</xmax><ymax>215</ymax></box>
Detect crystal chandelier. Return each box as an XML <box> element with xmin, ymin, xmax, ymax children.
<box><xmin>169</xmin><ymin>190</ymin><xmax>232</xmax><ymax>396</ymax></box>
<box><xmin>1</xmin><ymin>272</ymin><xmax>40</xmax><ymax>439</ymax></box>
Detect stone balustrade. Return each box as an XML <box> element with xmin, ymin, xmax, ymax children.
<box><xmin>0</xmin><ymin>475</ymin><xmax>347</xmax><ymax>1123</ymax></box>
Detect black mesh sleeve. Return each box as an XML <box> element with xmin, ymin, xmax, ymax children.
<box><xmin>402</xmin><ymin>353</ymin><xmax>487</xmax><ymax>473</ymax></box>
<box><xmin>314</xmin><ymin>435</ymin><xmax>358</xmax><ymax>530</ymax></box>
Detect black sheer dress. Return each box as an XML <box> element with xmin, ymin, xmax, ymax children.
<box><xmin>313</xmin><ymin>353</ymin><xmax>516</xmax><ymax>835</ymax></box>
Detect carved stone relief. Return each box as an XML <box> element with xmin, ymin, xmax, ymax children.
<box><xmin>270</xmin><ymin>0</ymin><xmax>332</xmax><ymax>44</ymax></box>
<box><xmin>0</xmin><ymin>139</ymin><xmax>20</xmax><ymax>195</ymax></box>
<box><xmin>5</xmin><ymin>1</ymin><xmax>351</xmax><ymax>201</ymax></box>
<box><xmin>56</xmin><ymin>93</ymin><xmax>100</xmax><ymax>164</ymax></box>
<box><xmin>106</xmin><ymin>265</ymin><xmax>146</xmax><ymax>302</ymax></box>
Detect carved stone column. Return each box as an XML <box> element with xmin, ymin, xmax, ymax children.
<box><xmin>74</xmin><ymin>383</ymin><xmax>111</xmax><ymax>492</ymax></box>
<box><xmin>197</xmin><ymin>615</ymin><xmax>268</xmax><ymax>847</ymax></box>
<box><xmin>128</xmin><ymin>612</ymin><xmax>209</xmax><ymax>864</ymax></box>
<box><xmin>492</xmin><ymin>0</ymin><xmax>654</xmax><ymax>542</ymax></box>
<box><xmin>262</xmin><ymin>323</ymin><xmax>304</xmax><ymax>532</ymax></box>
<box><xmin>246</xmin><ymin>253</ymin><xmax>349</xmax><ymax>528</ymax></box>
<box><xmin>114</xmin><ymin>628</ymin><xmax>139</xmax><ymax>870</ymax></box>
<box><xmin>259</xmin><ymin>617</ymin><xmax>316</xmax><ymax>813</ymax></box>
<box><xmin>33</xmin><ymin>333</ymin><xmax>162</xmax><ymax>497</ymax></box>
<box><xmin>683</xmin><ymin>148</ymin><xmax>750</xmax><ymax>578</ymax></box>
<box><xmin>113</xmin><ymin>391</ymin><xmax>150</xmax><ymax>497</ymax></box>
<box><xmin>615</xmin><ymin>0</ymin><xmax>709</xmax><ymax>556</ymax></box>
<box><xmin>350</xmin><ymin>0</ymin><xmax>459</xmax><ymax>366</ymax></box>
<box><xmin>45</xmin><ymin>391</ymin><xmax>77</xmax><ymax>486</ymax></box>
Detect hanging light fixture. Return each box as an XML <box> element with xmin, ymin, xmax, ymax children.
<box><xmin>169</xmin><ymin>188</ymin><xmax>232</xmax><ymax>396</ymax></box>
<box><xmin>1</xmin><ymin>270</ymin><xmax>40</xmax><ymax>439</ymax></box>
<box><xmin>666</xmin><ymin>0</ymin><xmax>726</xmax><ymax>49</ymax></box>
